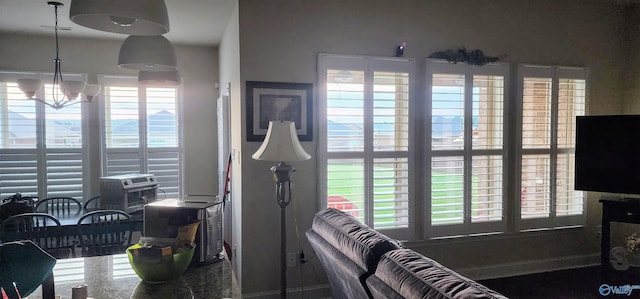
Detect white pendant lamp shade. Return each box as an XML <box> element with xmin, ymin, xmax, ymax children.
<box><xmin>118</xmin><ymin>35</ymin><xmax>177</xmax><ymax>71</ymax></box>
<box><xmin>17</xmin><ymin>79</ymin><xmax>43</xmax><ymax>99</ymax></box>
<box><xmin>138</xmin><ymin>70</ymin><xmax>182</xmax><ymax>86</ymax></box>
<box><xmin>252</xmin><ymin>121</ymin><xmax>311</xmax><ymax>162</ymax></box>
<box><xmin>61</xmin><ymin>80</ymin><xmax>87</xmax><ymax>100</ymax></box>
<box><xmin>69</xmin><ymin>0</ymin><xmax>169</xmax><ymax>36</ymax></box>
<box><xmin>82</xmin><ymin>83</ymin><xmax>101</xmax><ymax>101</ymax></box>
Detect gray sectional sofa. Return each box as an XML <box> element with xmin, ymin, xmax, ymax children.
<box><xmin>306</xmin><ymin>208</ymin><xmax>508</xmax><ymax>299</ymax></box>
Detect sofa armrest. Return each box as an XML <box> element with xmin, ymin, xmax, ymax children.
<box><xmin>311</xmin><ymin>208</ymin><xmax>401</xmax><ymax>272</ymax></box>
<box><xmin>306</xmin><ymin>229</ymin><xmax>371</xmax><ymax>299</ymax></box>
<box><xmin>306</xmin><ymin>208</ymin><xmax>402</xmax><ymax>298</ymax></box>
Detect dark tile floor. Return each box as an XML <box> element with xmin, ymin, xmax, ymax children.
<box><xmin>479</xmin><ymin>266</ymin><xmax>640</xmax><ymax>298</ymax></box>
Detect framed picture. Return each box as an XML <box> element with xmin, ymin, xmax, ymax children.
<box><xmin>246</xmin><ymin>81</ymin><xmax>313</xmax><ymax>141</ymax></box>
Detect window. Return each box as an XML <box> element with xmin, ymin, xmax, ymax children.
<box><xmin>318</xmin><ymin>54</ymin><xmax>413</xmax><ymax>239</ymax></box>
<box><xmin>0</xmin><ymin>72</ymin><xmax>88</xmax><ymax>200</ymax></box>
<box><xmin>517</xmin><ymin>65</ymin><xmax>587</xmax><ymax>229</ymax></box>
<box><xmin>426</xmin><ymin>60</ymin><xmax>508</xmax><ymax>237</ymax></box>
<box><xmin>100</xmin><ymin>76</ymin><xmax>183</xmax><ymax>198</ymax></box>
<box><xmin>318</xmin><ymin>56</ymin><xmax>589</xmax><ymax>241</ymax></box>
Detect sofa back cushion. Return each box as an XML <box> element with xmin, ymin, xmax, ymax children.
<box><xmin>366</xmin><ymin>249</ymin><xmax>508</xmax><ymax>299</ymax></box>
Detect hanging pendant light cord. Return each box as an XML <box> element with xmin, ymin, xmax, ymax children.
<box><xmin>49</xmin><ymin>1</ymin><xmax>68</xmax><ymax>109</ymax></box>
<box><xmin>52</xmin><ymin>2</ymin><xmax>65</xmax><ymax>108</ymax></box>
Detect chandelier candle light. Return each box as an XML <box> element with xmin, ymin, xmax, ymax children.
<box><xmin>252</xmin><ymin>120</ymin><xmax>311</xmax><ymax>298</ymax></box>
<box><xmin>16</xmin><ymin>1</ymin><xmax>100</xmax><ymax>110</ymax></box>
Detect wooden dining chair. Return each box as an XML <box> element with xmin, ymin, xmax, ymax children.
<box><xmin>35</xmin><ymin>197</ymin><xmax>83</xmax><ymax>218</ymax></box>
<box><xmin>1</xmin><ymin>213</ymin><xmax>73</xmax><ymax>259</ymax></box>
<box><xmin>76</xmin><ymin>210</ymin><xmax>133</xmax><ymax>257</ymax></box>
<box><xmin>82</xmin><ymin>196</ymin><xmax>101</xmax><ymax>212</ymax></box>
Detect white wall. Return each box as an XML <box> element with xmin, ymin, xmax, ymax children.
<box><xmin>235</xmin><ymin>0</ymin><xmax>629</xmax><ymax>296</ymax></box>
<box><xmin>0</xmin><ymin>33</ymin><xmax>219</xmax><ymax>197</ymax></box>
<box><xmin>218</xmin><ymin>0</ymin><xmax>243</xmax><ymax>288</ymax></box>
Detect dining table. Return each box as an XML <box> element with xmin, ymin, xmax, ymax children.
<box><xmin>53</xmin><ymin>210</ymin><xmax>144</xmax><ymax>236</ymax></box>
<box><xmin>0</xmin><ymin>209</ymin><xmax>144</xmax><ymax>260</ymax></box>
<box><xmin>26</xmin><ymin>251</ymin><xmax>241</xmax><ymax>299</ymax></box>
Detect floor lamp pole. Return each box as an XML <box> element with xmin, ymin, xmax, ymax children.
<box><xmin>272</xmin><ymin>162</ymin><xmax>295</xmax><ymax>299</ymax></box>
<box><xmin>280</xmin><ymin>199</ymin><xmax>287</xmax><ymax>299</ymax></box>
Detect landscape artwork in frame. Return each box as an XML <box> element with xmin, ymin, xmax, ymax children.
<box><xmin>246</xmin><ymin>81</ymin><xmax>313</xmax><ymax>141</ymax></box>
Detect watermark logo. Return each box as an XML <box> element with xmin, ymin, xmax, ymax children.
<box><xmin>599</xmin><ymin>284</ymin><xmax>640</xmax><ymax>296</ymax></box>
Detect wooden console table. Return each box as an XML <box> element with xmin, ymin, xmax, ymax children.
<box><xmin>599</xmin><ymin>198</ymin><xmax>640</xmax><ymax>268</ymax></box>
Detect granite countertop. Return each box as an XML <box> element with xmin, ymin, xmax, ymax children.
<box><xmin>28</xmin><ymin>253</ymin><xmax>241</xmax><ymax>299</ymax></box>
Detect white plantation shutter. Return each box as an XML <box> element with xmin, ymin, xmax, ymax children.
<box><xmin>0</xmin><ymin>150</ymin><xmax>38</xmax><ymax>198</ymax></box>
<box><xmin>104</xmin><ymin>149</ymin><xmax>143</xmax><ymax>175</ymax></box>
<box><xmin>517</xmin><ymin>65</ymin><xmax>586</xmax><ymax>230</ymax></box>
<box><xmin>147</xmin><ymin>88</ymin><xmax>179</xmax><ymax>147</ymax></box>
<box><xmin>149</xmin><ymin>150</ymin><xmax>181</xmax><ymax>196</ymax></box>
<box><xmin>319</xmin><ymin>54</ymin><xmax>413</xmax><ymax>239</ymax></box>
<box><xmin>327</xmin><ymin>159</ymin><xmax>364</xmax><ymax>217</ymax></box>
<box><xmin>101</xmin><ymin>76</ymin><xmax>182</xmax><ymax>198</ymax></box>
<box><xmin>44</xmin><ymin>90</ymin><xmax>84</xmax><ymax>199</ymax></box>
<box><xmin>146</xmin><ymin>88</ymin><xmax>181</xmax><ymax>197</ymax></box>
<box><xmin>427</xmin><ymin>60</ymin><xmax>507</xmax><ymax>237</ymax></box>
<box><xmin>46</xmin><ymin>149</ymin><xmax>84</xmax><ymax>198</ymax></box>
<box><xmin>0</xmin><ymin>81</ymin><xmax>38</xmax><ymax>198</ymax></box>
<box><xmin>556</xmin><ymin>78</ymin><xmax>586</xmax><ymax>217</ymax></box>
<box><xmin>471</xmin><ymin>75</ymin><xmax>504</xmax><ymax>224</ymax></box>
<box><xmin>0</xmin><ymin>75</ymin><xmax>88</xmax><ymax>200</ymax></box>
<box><xmin>326</xmin><ymin>69</ymin><xmax>364</xmax><ymax>153</ymax></box>
<box><xmin>105</xmin><ymin>86</ymin><xmax>140</xmax><ymax>148</ymax></box>
<box><xmin>104</xmin><ymin>84</ymin><xmax>142</xmax><ymax>177</ymax></box>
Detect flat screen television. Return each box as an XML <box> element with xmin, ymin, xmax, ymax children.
<box><xmin>575</xmin><ymin>115</ymin><xmax>640</xmax><ymax>195</ymax></box>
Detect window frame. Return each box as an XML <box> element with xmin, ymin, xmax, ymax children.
<box><xmin>317</xmin><ymin>57</ymin><xmax>590</xmax><ymax>241</ymax></box>
<box><xmin>425</xmin><ymin>59</ymin><xmax>510</xmax><ymax>238</ymax></box>
<box><xmin>0</xmin><ymin>71</ymin><xmax>91</xmax><ymax>200</ymax></box>
<box><xmin>98</xmin><ymin>75</ymin><xmax>184</xmax><ymax>198</ymax></box>
<box><xmin>515</xmin><ymin>65</ymin><xmax>588</xmax><ymax>231</ymax></box>
<box><xmin>317</xmin><ymin>54</ymin><xmax>415</xmax><ymax>240</ymax></box>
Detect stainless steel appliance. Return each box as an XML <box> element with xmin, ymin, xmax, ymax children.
<box><xmin>99</xmin><ymin>174</ymin><xmax>158</xmax><ymax>214</ymax></box>
<box><xmin>143</xmin><ymin>198</ymin><xmax>223</xmax><ymax>265</ymax></box>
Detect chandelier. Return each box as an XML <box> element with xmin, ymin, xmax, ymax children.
<box><xmin>17</xmin><ymin>1</ymin><xmax>100</xmax><ymax>110</ymax></box>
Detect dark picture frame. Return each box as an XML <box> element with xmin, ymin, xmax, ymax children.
<box><xmin>246</xmin><ymin>81</ymin><xmax>313</xmax><ymax>141</ymax></box>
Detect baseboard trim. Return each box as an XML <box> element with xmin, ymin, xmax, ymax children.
<box><xmin>243</xmin><ymin>284</ymin><xmax>331</xmax><ymax>299</ymax></box>
<box><xmin>244</xmin><ymin>254</ymin><xmax>600</xmax><ymax>297</ymax></box>
<box><xmin>457</xmin><ymin>253</ymin><xmax>601</xmax><ymax>281</ymax></box>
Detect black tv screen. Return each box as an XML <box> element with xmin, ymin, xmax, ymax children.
<box><xmin>575</xmin><ymin>115</ymin><xmax>640</xmax><ymax>195</ymax></box>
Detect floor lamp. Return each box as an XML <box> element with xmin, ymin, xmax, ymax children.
<box><xmin>252</xmin><ymin>120</ymin><xmax>311</xmax><ymax>299</ymax></box>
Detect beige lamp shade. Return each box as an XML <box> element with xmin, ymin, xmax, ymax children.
<box><xmin>118</xmin><ymin>35</ymin><xmax>177</xmax><ymax>71</ymax></box>
<box><xmin>69</xmin><ymin>0</ymin><xmax>170</xmax><ymax>36</ymax></box>
<box><xmin>252</xmin><ymin>121</ymin><xmax>311</xmax><ymax>162</ymax></box>
<box><xmin>61</xmin><ymin>80</ymin><xmax>87</xmax><ymax>100</ymax></box>
<box><xmin>17</xmin><ymin>79</ymin><xmax>43</xmax><ymax>99</ymax></box>
<box><xmin>82</xmin><ymin>84</ymin><xmax>101</xmax><ymax>101</ymax></box>
<box><xmin>138</xmin><ymin>70</ymin><xmax>182</xmax><ymax>86</ymax></box>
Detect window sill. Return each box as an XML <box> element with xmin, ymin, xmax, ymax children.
<box><xmin>401</xmin><ymin>225</ymin><xmax>586</xmax><ymax>248</ymax></box>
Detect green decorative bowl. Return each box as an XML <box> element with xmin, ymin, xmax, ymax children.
<box><xmin>126</xmin><ymin>243</ymin><xmax>195</xmax><ymax>283</ymax></box>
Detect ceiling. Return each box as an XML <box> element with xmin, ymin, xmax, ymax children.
<box><xmin>0</xmin><ymin>0</ymin><xmax>236</xmax><ymax>46</ymax></box>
